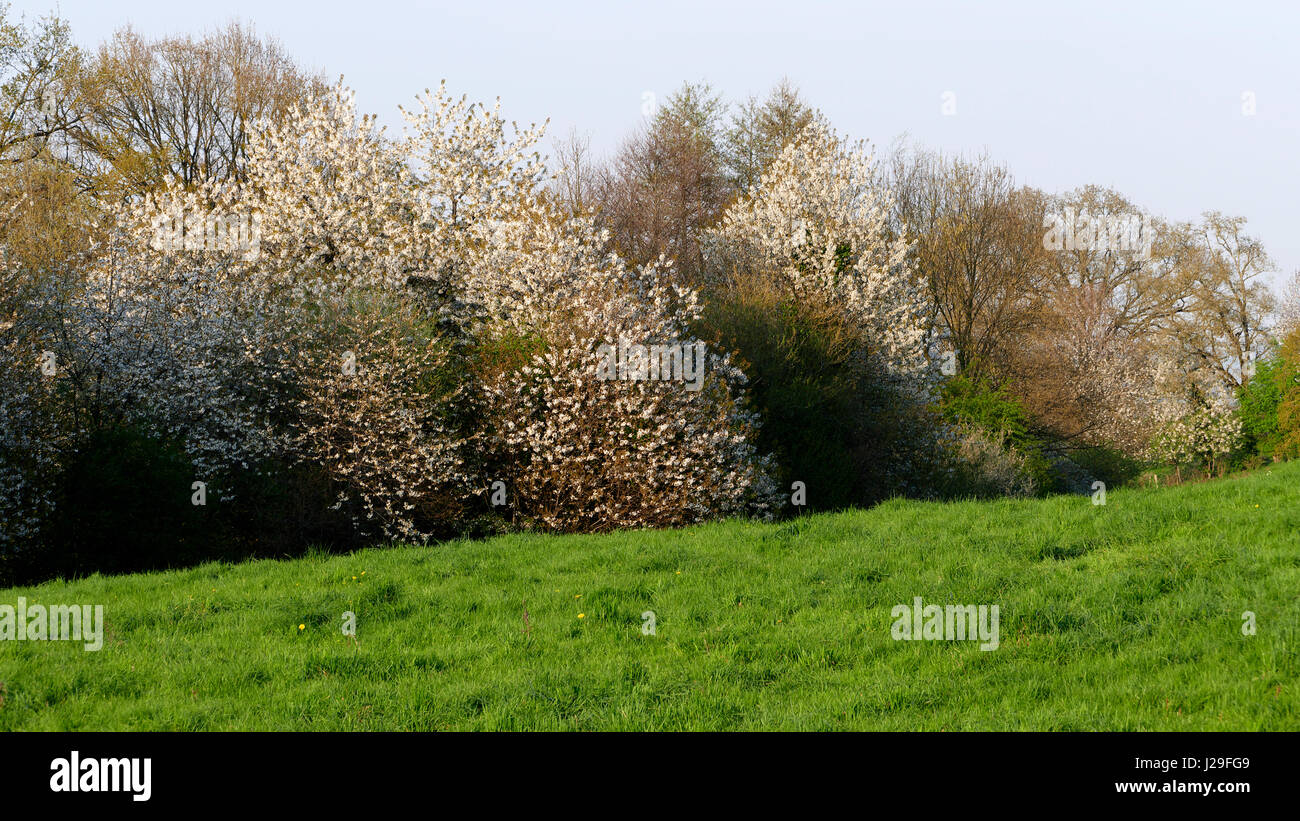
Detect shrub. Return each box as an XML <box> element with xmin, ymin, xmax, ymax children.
<box><xmin>699</xmin><ymin>272</ymin><xmax>908</xmax><ymax>509</ymax></box>
<box><xmin>1236</xmin><ymin>344</ymin><xmax>1286</xmax><ymax>460</ymax></box>
<box><xmin>40</xmin><ymin>424</ymin><xmax>211</xmax><ymax>579</ymax></box>
<box><xmin>943</xmin><ymin>425</ymin><xmax>1041</xmax><ymax>499</ymax></box>
<box><xmin>286</xmin><ymin>287</ymin><xmax>474</xmax><ymax>542</ymax></box>
<box><xmin>1066</xmin><ymin>445</ymin><xmax>1144</xmax><ymax>489</ymax></box>
<box><xmin>939</xmin><ymin>374</ymin><xmax>1054</xmax><ymax>492</ymax></box>
<box><xmin>1148</xmin><ymin>404</ymin><xmax>1243</xmax><ymax>474</ymax></box>
<box><xmin>476</xmin><ymin>209</ymin><xmax>778</xmax><ymax>531</ymax></box>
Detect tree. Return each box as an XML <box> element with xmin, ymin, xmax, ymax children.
<box><xmin>1274</xmin><ymin>328</ymin><xmax>1300</xmax><ymax>460</ymax></box>
<box><xmin>702</xmin><ymin>122</ymin><xmax>941</xmax><ymax>505</ymax></box>
<box><xmin>709</xmin><ymin>124</ymin><xmax>933</xmax><ymax>380</ymax></box>
<box><xmin>0</xmin><ymin>5</ymin><xmax>83</xmax><ymax>165</ymax></box>
<box><xmin>1167</xmin><ymin>212</ymin><xmax>1276</xmax><ymax>397</ymax></box>
<box><xmin>888</xmin><ymin>149</ymin><xmax>1048</xmax><ymax>383</ymax></box>
<box><xmin>396</xmin><ymin>79</ymin><xmax>549</xmax><ymax>302</ymax></box>
<box><xmin>1012</xmin><ymin>185</ymin><xmax>1188</xmax><ymax>454</ymax></box>
<box><xmin>1275</xmin><ymin>269</ymin><xmax>1300</xmax><ymax>340</ymax></box>
<box><xmin>594</xmin><ymin>81</ymin><xmax>729</xmax><ymax>281</ymax></box>
<box><xmin>550</xmin><ymin>127</ymin><xmax>598</xmax><ymax>218</ymax></box>
<box><xmin>722</xmin><ymin>77</ymin><xmax>818</xmax><ymax>193</ymax></box>
<box><xmin>69</xmin><ymin>22</ymin><xmax>325</xmax><ymax>194</ymax></box>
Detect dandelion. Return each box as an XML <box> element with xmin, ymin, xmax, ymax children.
<box><xmin>298</xmin><ymin>623</ymin><xmax>305</xmax><ymax>631</ymax></box>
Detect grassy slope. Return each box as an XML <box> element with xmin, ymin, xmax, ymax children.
<box><xmin>1</xmin><ymin>463</ymin><xmax>1297</xmax><ymax>731</ymax></box>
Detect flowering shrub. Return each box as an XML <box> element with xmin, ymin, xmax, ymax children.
<box><xmin>699</xmin><ymin>122</ymin><xmax>945</xmax><ymax>504</ymax></box>
<box><xmin>1147</xmin><ymin>404</ymin><xmax>1243</xmax><ymax>472</ymax></box>
<box><xmin>703</xmin><ymin>121</ymin><xmax>939</xmax><ymax>398</ymax></box>
<box><xmin>286</xmin><ymin>289</ymin><xmax>473</xmax><ymax>541</ymax></box>
<box><xmin>476</xmin><ymin>206</ymin><xmax>779</xmax><ymax>530</ymax></box>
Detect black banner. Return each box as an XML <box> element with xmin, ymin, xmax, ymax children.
<box><xmin>2</xmin><ymin>731</ymin><xmax>1287</xmax><ymax>810</ymax></box>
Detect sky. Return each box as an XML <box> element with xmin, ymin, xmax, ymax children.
<box><xmin>15</xmin><ymin>0</ymin><xmax>1300</xmax><ymax>290</ymax></box>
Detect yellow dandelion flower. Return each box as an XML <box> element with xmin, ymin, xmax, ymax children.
<box><xmin>578</xmin><ymin>613</ymin><xmax>585</xmax><ymax>619</ymax></box>
<box><xmin>298</xmin><ymin>624</ymin><xmax>305</xmax><ymax>631</ymax></box>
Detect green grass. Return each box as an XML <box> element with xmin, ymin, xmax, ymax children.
<box><xmin>2</xmin><ymin>463</ymin><xmax>1298</xmax><ymax>730</ymax></box>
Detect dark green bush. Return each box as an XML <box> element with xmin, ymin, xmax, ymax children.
<box><xmin>938</xmin><ymin>373</ymin><xmax>1054</xmax><ymax>492</ymax></box>
<box><xmin>697</xmin><ymin>274</ymin><xmax>917</xmax><ymax>511</ymax></box>
<box><xmin>1067</xmin><ymin>445</ymin><xmax>1144</xmax><ymax>489</ymax></box>
<box><xmin>37</xmin><ymin>424</ymin><xmax>212</xmax><ymax>579</ymax></box>
<box><xmin>5</xmin><ymin>424</ymin><xmax>359</xmax><ymax>585</ymax></box>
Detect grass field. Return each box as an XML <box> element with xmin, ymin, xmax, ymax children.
<box><xmin>1</xmin><ymin>462</ymin><xmax>1297</xmax><ymax>730</ymax></box>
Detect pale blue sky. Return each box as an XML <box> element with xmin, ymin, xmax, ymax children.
<box><xmin>19</xmin><ymin>0</ymin><xmax>1300</xmax><ymax>288</ymax></box>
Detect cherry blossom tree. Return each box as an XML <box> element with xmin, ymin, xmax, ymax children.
<box><xmin>704</xmin><ymin>122</ymin><xmax>940</xmax><ymax>399</ymax></box>
<box><xmin>475</xmin><ymin>201</ymin><xmax>779</xmax><ymax>530</ymax></box>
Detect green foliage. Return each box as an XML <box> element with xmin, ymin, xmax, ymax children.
<box><xmin>469</xmin><ymin>330</ymin><xmax>547</xmax><ymax>384</ymax></box>
<box><xmin>1236</xmin><ymin>345</ymin><xmax>1285</xmax><ymax>459</ymax></box>
<box><xmin>39</xmin><ymin>424</ymin><xmax>210</xmax><ymax>579</ymax></box>
<box><xmin>1068</xmin><ymin>445</ymin><xmax>1144</xmax><ymax>489</ymax></box>
<box><xmin>939</xmin><ymin>374</ymin><xmax>1053</xmax><ymax>492</ymax></box>
<box><xmin>940</xmin><ymin>374</ymin><xmax>1030</xmax><ymax>446</ymax></box>
<box><xmin>5</xmin><ymin>423</ymin><xmax>361</xmax><ymax>586</ymax></box>
<box><xmin>1275</xmin><ymin>329</ymin><xmax>1300</xmax><ymax>460</ymax></box>
<box><xmin>698</xmin><ymin>276</ymin><xmax>908</xmax><ymax>510</ymax></box>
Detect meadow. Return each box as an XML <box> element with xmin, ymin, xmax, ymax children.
<box><xmin>1</xmin><ymin>462</ymin><xmax>1296</xmax><ymax>731</ymax></box>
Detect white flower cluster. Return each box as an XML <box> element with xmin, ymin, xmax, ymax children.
<box><xmin>477</xmin><ymin>206</ymin><xmax>779</xmax><ymax>530</ymax></box>
<box><xmin>1147</xmin><ymin>402</ymin><xmax>1243</xmax><ymax>468</ymax></box>
<box><xmin>703</xmin><ymin>122</ymin><xmax>940</xmax><ymax>400</ymax></box>
<box><xmin>1</xmin><ymin>80</ymin><xmax>779</xmax><ymax>548</ymax></box>
<box><xmin>286</xmin><ymin>292</ymin><xmax>471</xmax><ymax>541</ymax></box>
<box><xmin>0</xmin><ymin>209</ymin><xmax>290</xmax><ymax>556</ymax></box>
